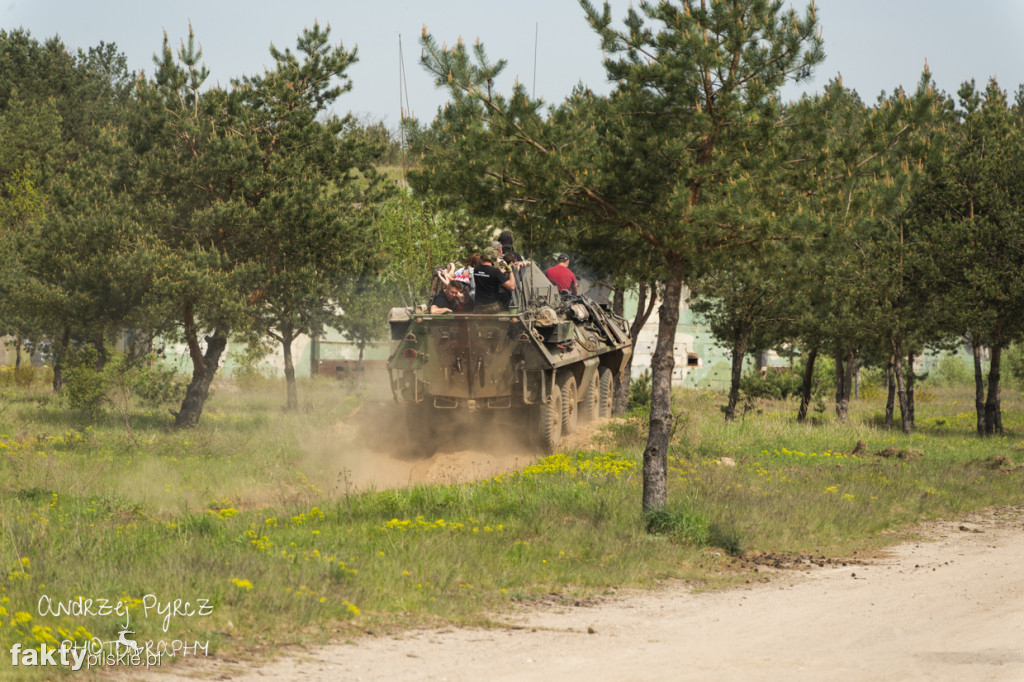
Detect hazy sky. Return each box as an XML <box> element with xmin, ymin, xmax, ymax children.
<box><xmin>6</xmin><ymin>1</ymin><xmax>1024</xmax><ymax>126</ymax></box>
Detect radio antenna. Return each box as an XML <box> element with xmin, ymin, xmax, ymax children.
<box><xmin>532</xmin><ymin>22</ymin><xmax>538</xmax><ymax>99</ymax></box>
<box><xmin>398</xmin><ymin>34</ymin><xmax>412</xmax><ymax>178</ymax></box>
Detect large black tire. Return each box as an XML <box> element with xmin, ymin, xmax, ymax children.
<box><xmin>580</xmin><ymin>370</ymin><xmax>600</xmax><ymax>423</ymax></box>
<box><xmin>536</xmin><ymin>384</ymin><xmax>563</xmax><ymax>453</ymax></box>
<box><xmin>557</xmin><ymin>371</ymin><xmax>578</xmax><ymax>435</ymax></box>
<box><xmin>598</xmin><ymin>366</ymin><xmax>614</xmax><ymax>419</ymax></box>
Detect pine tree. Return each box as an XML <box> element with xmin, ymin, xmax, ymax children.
<box><xmin>409</xmin><ymin>1</ymin><xmax>822</xmax><ymax>510</ymax></box>
<box><xmin>135</xmin><ymin>23</ymin><xmax>384</xmax><ymax>423</ymax></box>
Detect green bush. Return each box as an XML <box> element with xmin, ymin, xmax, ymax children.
<box><xmin>805</xmin><ymin>354</ymin><xmax>836</xmax><ymax>394</ymax></box>
<box><xmin>60</xmin><ymin>347</ymin><xmax>108</xmax><ymax>415</ymax></box>
<box><xmin>61</xmin><ymin>350</ymin><xmax>187</xmax><ymax>415</ymax></box>
<box><xmin>228</xmin><ymin>341</ymin><xmax>274</xmax><ymax>389</ymax></box>
<box><xmin>928</xmin><ymin>353</ymin><xmax>972</xmax><ymax>387</ymax></box>
<box><xmin>644</xmin><ymin>505</ymin><xmax>742</xmax><ymax>555</ymax></box>
<box><xmin>1</xmin><ymin>364</ymin><xmax>52</xmax><ymax>388</ymax></box>
<box><xmin>1005</xmin><ymin>344</ymin><xmax>1024</xmax><ymax>388</ymax></box>
<box><xmin>132</xmin><ymin>357</ymin><xmax>188</xmax><ymax>407</ymax></box>
<box><xmin>739</xmin><ymin>368</ymin><xmax>802</xmax><ymax>400</ymax></box>
<box><xmin>741</xmin><ymin>354</ymin><xmax>834</xmax><ymax>402</ymax></box>
<box><xmin>14</xmin><ymin>364</ymin><xmax>35</xmax><ymax>388</ymax></box>
<box><xmin>858</xmin><ymin>366</ymin><xmax>887</xmax><ymax>401</ymax></box>
<box><xmin>628</xmin><ymin>370</ymin><xmax>651</xmax><ymax>409</ymax></box>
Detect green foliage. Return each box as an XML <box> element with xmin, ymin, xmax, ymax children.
<box><xmin>131</xmin><ymin>358</ymin><xmax>188</xmax><ymax>408</ymax></box>
<box><xmin>927</xmin><ymin>353</ymin><xmax>972</xmax><ymax>387</ymax></box>
<box><xmin>228</xmin><ymin>342</ymin><xmax>273</xmax><ymax>389</ymax></box>
<box><xmin>0</xmin><ymin>364</ymin><xmax>51</xmax><ymax>389</ymax></box>
<box><xmin>628</xmin><ymin>370</ymin><xmax>651</xmax><ymax>409</ymax></box>
<box><xmin>1003</xmin><ymin>344</ymin><xmax>1024</xmax><ymax>387</ymax></box>
<box><xmin>0</xmin><ymin>379</ymin><xmax>1021</xmax><ymax>660</ymax></box>
<box><xmin>60</xmin><ymin>347</ymin><xmax>107</xmax><ymax>414</ymax></box>
<box><xmin>740</xmin><ymin>368</ymin><xmax>803</xmax><ymax>401</ymax></box>
<box><xmin>806</xmin><ymin>355</ymin><xmax>836</xmax><ymax>394</ymax></box>
<box><xmin>644</xmin><ymin>506</ymin><xmax>743</xmax><ymax>555</ymax></box>
<box><xmin>644</xmin><ymin>506</ymin><xmax>708</xmax><ymax>543</ymax></box>
<box><xmin>859</xmin><ymin>366</ymin><xmax>888</xmax><ymax>401</ymax></box>
<box><xmin>60</xmin><ymin>349</ymin><xmax>186</xmax><ymax>416</ymax></box>
<box><xmin>373</xmin><ymin>193</ymin><xmax>470</xmax><ymax>308</ymax></box>
<box><xmin>14</xmin><ymin>365</ymin><xmax>36</xmax><ymax>388</ymax></box>
<box><xmin>738</xmin><ymin>354</ymin><xmax>833</xmax><ymax>402</ymax></box>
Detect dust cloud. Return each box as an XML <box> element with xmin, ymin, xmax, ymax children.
<box><xmin>296</xmin><ymin>390</ymin><xmax>543</xmax><ymax>496</ymax></box>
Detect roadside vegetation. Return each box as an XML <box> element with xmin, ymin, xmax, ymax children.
<box><xmin>1</xmin><ymin>368</ymin><xmax>1020</xmax><ymax>676</ymax></box>
<box><xmin>4</xmin><ymin>3</ymin><xmax>1024</xmax><ymax>676</ymax></box>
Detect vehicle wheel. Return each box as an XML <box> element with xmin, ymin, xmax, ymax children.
<box><xmin>404</xmin><ymin>403</ymin><xmax>438</xmax><ymax>457</ymax></box>
<box><xmin>580</xmin><ymin>370</ymin><xmax>600</xmax><ymax>423</ymax></box>
<box><xmin>536</xmin><ymin>384</ymin><xmax>563</xmax><ymax>454</ymax></box>
<box><xmin>557</xmin><ymin>371</ymin><xmax>578</xmax><ymax>435</ymax></box>
<box><xmin>598</xmin><ymin>366</ymin><xmax>614</xmax><ymax>419</ymax></box>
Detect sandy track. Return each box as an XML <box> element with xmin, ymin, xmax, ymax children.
<box><xmin>150</xmin><ymin>506</ymin><xmax>1024</xmax><ymax>682</ymax></box>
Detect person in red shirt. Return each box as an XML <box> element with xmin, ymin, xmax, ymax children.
<box><xmin>545</xmin><ymin>254</ymin><xmax>578</xmax><ymax>295</ymax></box>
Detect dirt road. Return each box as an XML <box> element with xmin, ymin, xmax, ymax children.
<box><xmin>154</xmin><ymin>506</ymin><xmax>1024</xmax><ymax>681</ymax></box>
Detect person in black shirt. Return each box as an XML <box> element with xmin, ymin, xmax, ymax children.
<box><xmin>473</xmin><ymin>247</ymin><xmax>515</xmax><ymax>312</ymax></box>
<box><xmin>430</xmin><ymin>281</ymin><xmax>472</xmax><ymax>313</ymax></box>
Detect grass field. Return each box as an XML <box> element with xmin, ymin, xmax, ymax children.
<box><xmin>1</xmin><ymin>374</ymin><xmax>1021</xmax><ymax>677</ymax></box>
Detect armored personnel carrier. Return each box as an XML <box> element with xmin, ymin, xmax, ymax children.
<box><xmin>387</xmin><ymin>262</ymin><xmax>632</xmax><ymax>454</ymax></box>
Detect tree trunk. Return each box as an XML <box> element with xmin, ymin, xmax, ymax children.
<box><xmin>174</xmin><ymin>331</ymin><xmax>228</xmax><ymax>429</ymax></box>
<box><xmin>282</xmin><ymin>324</ymin><xmax>298</xmax><ymax>411</ymax></box>
<box><xmin>885</xmin><ymin>354</ymin><xmax>895</xmax><ymax>430</ymax></box>
<box><xmin>642</xmin><ymin>268</ymin><xmax>682</xmax><ymax>513</ymax></box>
<box><xmin>906</xmin><ymin>351</ymin><xmax>915</xmax><ymax>428</ymax></box>
<box><xmin>892</xmin><ymin>339</ymin><xmax>911</xmax><ymax>435</ymax></box>
<box><xmin>755</xmin><ymin>350</ymin><xmax>768</xmax><ymax>373</ymax></box>
<box><xmin>94</xmin><ymin>330</ymin><xmax>107</xmax><ymax>370</ymax></box>
<box><xmin>52</xmin><ymin>326</ymin><xmax>72</xmax><ymax>392</ymax></box>
<box><xmin>614</xmin><ymin>281</ymin><xmax>657</xmax><ymax>415</ymax></box>
<box><xmin>309</xmin><ymin>335</ymin><xmax>319</xmax><ymax>379</ymax></box>
<box><xmin>985</xmin><ymin>345</ymin><xmax>1002</xmax><ymax>435</ymax></box>
<box><xmin>14</xmin><ymin>336</ymin><xmax>22</xmax><ymax>370</ymax></box>
<box><xmin>724</xmin><ymin>326</ymin><xmax>750</xmax><ymax>421</ymax></box>
<box><xmin>844</xmin><ymin>349</ymin><xmax>855</xmax><ymax>405</ymax></box>
<box><xmin>834</xmin><ymin>348</ymin><xmax>850</xmax><ymax>423</ymax></box>
<box><xmin>797</xmin><ymin>345</ymin><xmax>818</xmax><ymax>423</ymax></box>
<box><xmin>612</xmin><ymin>286</ymin><xmax>629</xmax><ymax>413</ymax></box>
<box><xmin>972</xmin><ymin>341</ymin><xmax>985</xmax><ymax>436</ymax></box>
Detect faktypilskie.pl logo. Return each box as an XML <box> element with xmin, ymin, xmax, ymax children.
<box><xmin>8</xmin><ymin>594</ymin><xmax>213</xmax><ymax>672</ymax></box>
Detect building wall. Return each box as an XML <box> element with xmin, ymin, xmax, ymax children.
<box><xmin>622</xmin><ymin>286</ymin><xmax>750</xmax><ymax>390</ymax></box>
<box><xmin>158</xmin><ymin>328</ymin><xmax>392</xmax><ymax>380</ymax></box>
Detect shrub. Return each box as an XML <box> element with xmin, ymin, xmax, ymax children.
<box><xmin>859</xmin><ymin>366</ymin><xmax>887</xmax><ymax>401</ymax></box>
<box><xmin>739</xmin><ymin>368</ymin><xmax>802</xmax><ymax>400</ymax></box>
<box><xmin>61</xmin><ymin>350</ymin><xmax>187</xmax><ymax>416</ymax></box>
<box><xmin>628</xmin><ymin>370</ymin><xmax>651</xmax><ymax>409</ymax></box>
<box><xmin>132</xmin><ymin>358</ymin><xmax>188</xmax><ymax>407</ymax></box>
<box><xmin>60</xmin><ymin>347</ymin><xmax>108</xmax><ymax>415</ymax></box>
<box><xmin>14</xmin><ymin>365</ymin><xmax>36</xmax><ymax>388</ymax></box>
<box><xmin>644</xmin><ymin>505</ymin><xmax>743</xmax><ymax>555</ymax></box>
<box><xmin>928</xmin><ymin>353</ymin><xmax>972</xmax><ymax>387</ymax></box>
<box><xmin>229</xmin><ymin>341</ymin><xmax>274</xmax><ymax>389</ymax></box>
<box><xmin>1005</xmin><ymin>344</ymin><xmax>1024</xmax><ymax>388</ymax></box>
<box><xmin>645</xmin><ymin>506</ymin><xmax>709</xmax><ymax>545</ymax></box>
